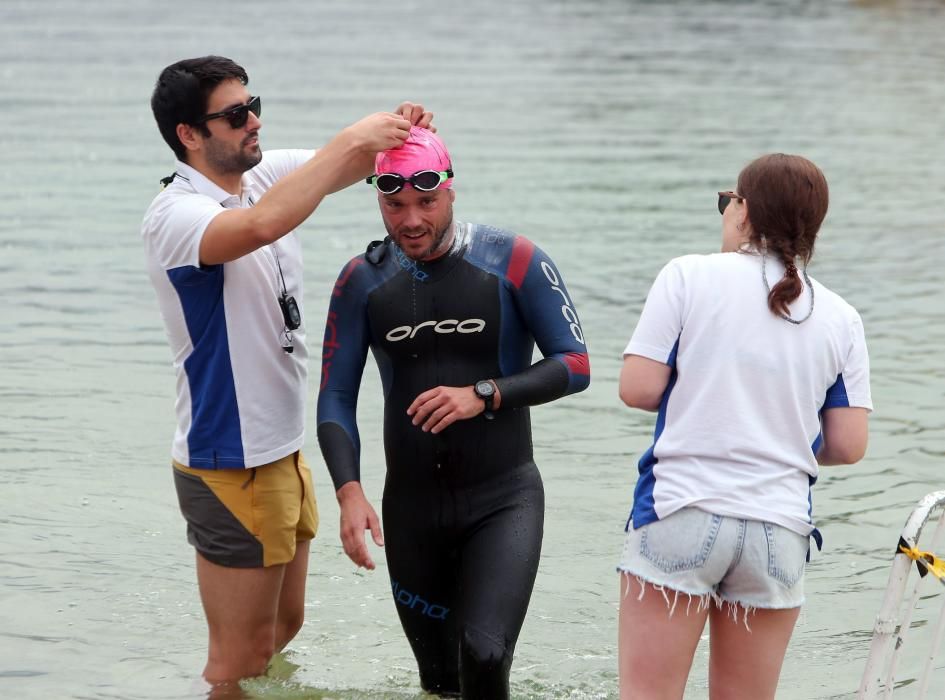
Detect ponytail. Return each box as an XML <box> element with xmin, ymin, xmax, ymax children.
<box><xmin>767</xmin><ymin>253</ymin><xmax>802</xmax><ymax>316</ymax></box>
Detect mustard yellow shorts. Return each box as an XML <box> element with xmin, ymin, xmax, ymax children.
<box><xmin>172</xmin><ymin>451</ymin><xmax>318</xmax><ymax>568</ymax></box>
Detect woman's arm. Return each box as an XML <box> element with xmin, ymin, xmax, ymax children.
<box><xmin>619</xmin><ymin>354</ymin><xmax>672</xmax><ymax>412</ymax></box>
<box><xmin>817</xmin><ymin>406</ymin><xmax>869</xmax><ymax>465</ymax></box>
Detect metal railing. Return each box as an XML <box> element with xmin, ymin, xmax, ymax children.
<box><xmin>858</xmin><ymin>490</ymin><xmax>945</xmax><ymax>699</ymax></box>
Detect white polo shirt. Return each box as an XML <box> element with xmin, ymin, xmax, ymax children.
<box><xmin>624</xmin><ymin>251</ymin><xmax>872</xmax><ymax>536</ymax></box>
<box><xmin>142</xmin><ymin>149</ymin><xmax>314</xmax><ymax>469</ymax></box>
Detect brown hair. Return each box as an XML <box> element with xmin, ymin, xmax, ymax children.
<box><xmin>737</xmin><ymin>154</ymin><xmax>829</xmax><ymax>316</ymax></box>
<box><xmin>151</xmin><ymin>56</ymin><xmax>249</xmax><ymax>161</ymax></box>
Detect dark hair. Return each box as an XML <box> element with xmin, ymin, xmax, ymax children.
<box><xmin>737</xmin><ymin>154</ymin><xmax>829</xmax><ymax>317</ymax></box>
<box><xmin>150</xmin><ymin>56</ymin><xmax>249</xmax><ymax>161</ymax></box>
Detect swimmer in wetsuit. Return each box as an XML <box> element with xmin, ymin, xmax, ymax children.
<box><xmin>316</xmin><ymin>126</ymin><xmax>590</xmax><ymax>699</ymax></box>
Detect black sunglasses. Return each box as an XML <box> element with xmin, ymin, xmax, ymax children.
<box><xmin>366</xmin><ymin>168</ymin><xmax>453</xmax><ymax>195</ymax></box>
<box><xmin>196</xmin><ymin>95</ymin><xmax>261</xmax><ymax>129</ymax></box>
<box><xmin>717</xmin><ymin>190</ymin><xmax>745</xmax><ymax>215</ymax></box>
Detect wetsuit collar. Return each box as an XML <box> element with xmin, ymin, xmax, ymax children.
<box><xmin>389</xmin><ymin>221</ymin><xmax>470</xmax><ymax>283</ymax></box>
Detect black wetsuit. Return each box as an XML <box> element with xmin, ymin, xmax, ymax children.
<box><xmin>317</xmin><ymin>222</ymin><xmax>590</xmax><ymax>698</ymax></box>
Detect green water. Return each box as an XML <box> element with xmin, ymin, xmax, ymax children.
<box><xmin>2</xmin><ymin>1</ymin><xmax>944</xmax><ymax>697</ymax></box>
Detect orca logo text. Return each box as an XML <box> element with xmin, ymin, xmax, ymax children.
<box><xmin>541</xmin><ymin>261</ymin><xmax>585</xmax><ymax>345</ymax></box>
<box><xmin>386</xmin><ymin>318</ymin><xmax>486</xmax><ymax>342</ymax></box>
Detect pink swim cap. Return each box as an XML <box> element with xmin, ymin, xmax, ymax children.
<box><xmin>374</xmin><ymin>126</ymin><xmax>453</xmax><ymax>189</ymax></box>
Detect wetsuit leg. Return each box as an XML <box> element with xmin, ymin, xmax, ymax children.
<box><xmin>383</xmin><ymin>489</ymin><xmax>462</xmax><ymax>696</ymax></box>
<box><xmin>457</xmin><ymin>463</ymin><xmax>545</xmax><ymax>699</ymax></box>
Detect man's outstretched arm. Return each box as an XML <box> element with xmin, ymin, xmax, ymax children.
<box><xmin>200</xmin><ymin>103</ymin><xmax>433</xmax><ymax>265</ymax></box>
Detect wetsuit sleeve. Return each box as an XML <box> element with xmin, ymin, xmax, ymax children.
<box><xmin>495</xmin><ymin>237</ymin><xmax>591</xmax><ymax>409</ymax></box>
<box><xmin>316</xmin><ymin>258</ymin><xmax>370</xmax><ymax>491</ymax></box>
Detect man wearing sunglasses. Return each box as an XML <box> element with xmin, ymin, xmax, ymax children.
<box><xmin>141</xmin><ymin>55</ymin><xmax>433</xmax><ymax>689</ymax></box>
<box><xmin>317</xmin><ymin>126</ymin><xmax>591</xmax><ymax>698</ymax></box>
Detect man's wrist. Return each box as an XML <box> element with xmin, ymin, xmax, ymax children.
<box><xmin>336</xmin><ymin>480</ymin><xmax>364</xmax><ymax>503</ymax></box>
<box><xmin>474</xmin><ymin>380</ymin><xmax>497</xmax><ymax>416</ymax></box>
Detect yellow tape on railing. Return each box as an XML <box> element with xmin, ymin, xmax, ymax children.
<box><xmin>898</xmin><ymin>537</ymin><xmax>945</xmax><ymax>581</ymax></box>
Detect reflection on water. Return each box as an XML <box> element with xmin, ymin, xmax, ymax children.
<box><xmin>1</xmin><ymin>0</ymin><xmax>944</xmax><ymax>698</ymax></box>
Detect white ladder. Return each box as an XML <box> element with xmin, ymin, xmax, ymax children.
<box><xmin>858</xmin><ymin>490</ymin><xmax>945</xmax><ymax>699</ymax></box>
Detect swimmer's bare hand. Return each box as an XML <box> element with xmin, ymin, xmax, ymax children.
<box><xmin>344</xmin><ymin>112</ymin><xmax>411</xmax><ymax>153</ymax></box>
<box><xmin>394</xmin><ymin>102</ymin><xmax>435</xmax><ymax>132</ymax></box>
<box><xmin>407</xmin><ymin>385</ymin><xmax>485</xmax><ymax>434</ymax></box>
<box><xmin>337</xmin><ymin>482</ymin><xmax>384</xmax><ymax>570</ymax></box>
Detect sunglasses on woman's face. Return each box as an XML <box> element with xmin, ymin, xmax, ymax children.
<box><xmin>196</xmin><ymin>95</ymin><xmax>261</xmax><ymax>129</ymax></box>
<box><xmin>717</xmin><ymin>191</ymin><xmax>745</xmax><ymax>215</ymax></box>
<box><xmin>366</xmin><ymin>168</ymin><xmax>453</xmax><ymax>195</ymax></box>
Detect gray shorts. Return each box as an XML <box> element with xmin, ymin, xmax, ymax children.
<box><xmin>617</xmin><ymin>507</ymin><xmax>808</xmax><ymax>611</ymax></box>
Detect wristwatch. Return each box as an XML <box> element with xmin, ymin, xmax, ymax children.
<box><xmin>474</xmin><ymin>380</ymin><xmax>496</xmax><ymax>420</ymax></box>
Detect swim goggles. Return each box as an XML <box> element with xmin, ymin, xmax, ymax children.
<box><xmin>196</xmin><ymin>95</ymin><xmax>261</xmax><ymax>129</ymax></box>
<box><xmin>366</xmin><ymin>168</ymin><xmax>453</xmax><ymax>195</ymax></box>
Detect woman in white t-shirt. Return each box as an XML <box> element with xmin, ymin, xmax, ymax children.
<box><xmin>616</xmin><ymin>154</ymin><xmax>871</xmax><ymax>700</ymax></box>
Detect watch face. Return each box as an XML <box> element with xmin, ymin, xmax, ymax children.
<box><xmin>475</xmin><ymin>380</ymin><xmax>495</xmax><ymax>397</ymax></box>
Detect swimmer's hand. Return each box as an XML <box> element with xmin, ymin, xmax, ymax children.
<box><xmin>394</xmin><ymin>102</ymin><xmax>435</xmax><ymax>132</ymax></box>
<box><xmin>336</xmin><ymin>482</ymin><xmax>384</xmax><ymax>570</ymax></box>
<box><xmin>407</xmin><ymin>385</ymin><xmax>502</xmax><ymax>434</ymax></box>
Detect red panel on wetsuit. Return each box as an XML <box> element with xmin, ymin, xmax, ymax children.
<box><xmin>506</xmin><ymin>236</ymin><xmax>535</xmax><ymax>289</ymax></box>
<box><xmin>563</xmin><ymin>352</ymin><xmax>590</xmax><ymax>375</ymax></box>
<box><xmin>333</xmin><ymin>258</ymin><xmax>364</xmax><ymax>297</ymax></box>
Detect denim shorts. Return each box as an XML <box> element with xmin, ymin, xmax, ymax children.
<box><xmin>617</xmin><ymin>507</ymin><xmax>808</xmax><ymax>610</ymax></box>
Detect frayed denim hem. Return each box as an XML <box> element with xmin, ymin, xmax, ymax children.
<box><xmin>716</xmin><ymin>598</ymin><xmax>757</xmax><ymax>629</ymax></box>
<box><xmin>617</xmin><ymin>570</ymin><xmax>803</xmax><ymax>630</ymax></box>
<box><xmin>617</xmin><ymin>569</ymin><xmax>717</xmax><ymax>617</ymax></box>
<box><xmin>712</xmin><ymin>597</ymin><xmax>803</xmax><ymax>630</ymax></box>
<box><xmin>717</xmin><ymin>595</ymin><xmax>806</xmax><ymax>614</ymax></box>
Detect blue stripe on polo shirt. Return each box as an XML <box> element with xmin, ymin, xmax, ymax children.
<box><xmin>811</xmin><ymin>431</ymin><xmax>824</xmax><ymax>456</ymax></box>
<box><xmin>811</xmin><ymin>374</ymin><xmax>849</xmax><ymax>457</ymax></box>
<box><xmin>805</xmin><ymin>376</ymin><xmax>849</xmax><ymax>553</ymax></box>
<box><xmin>167</xmin><ymin>265</ymin><xmax>244</xmax><ymax>468</ymax></box>
<box><xmin>822</xmin><ymin>374</ymin><xmax>850</xmax><ymax>409</ymax></box>
<box><xmin>807</xmin><ymin>472</ymin><xmax>819</xmax><ymax>524</ymax></box>
<box><xmin>807</xmin><ymin>474</ymin><xmax>823</xmax><ymax>558</ymax></box>
<box><xmin>627</xmin><ymin>337</ymin><xmax>680</xmax><ymax>531</ymax></box>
